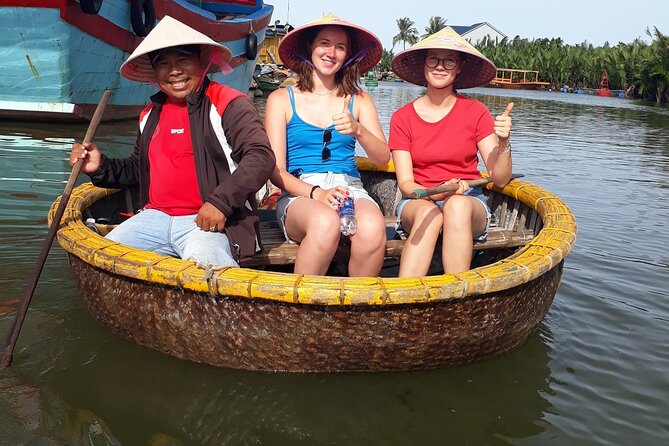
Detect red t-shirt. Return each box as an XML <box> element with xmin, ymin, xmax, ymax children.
<box><xmin>145</xmin><ymin>99</ymin><xmax>202</xmax><ymax>215</ymax></box>
<box><xmin>389</xmin><ymin>95</ymin><xmax>494</xmax><ymax>188</ymax></box>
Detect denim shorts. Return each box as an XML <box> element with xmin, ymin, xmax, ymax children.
<box><xmin>276</xmin><ymin>171</ymin><xmax>379</xmax><ymax>243</ymax></box>
<box><xmin>395</xmin><ymin>186</ymin><xmax>491</xmax><ymax>241</ymax></box>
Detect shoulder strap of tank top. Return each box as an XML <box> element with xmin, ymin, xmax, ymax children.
<box><xmin>287</xmin><ymin>86</ymin><xmax>297</xmax><ymax>113</ymax></box>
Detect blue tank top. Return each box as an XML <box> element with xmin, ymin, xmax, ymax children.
<box><xmin>285</xmin><ymin>86</ymin><xmax>359</xmax><ymax>178</ymax></box>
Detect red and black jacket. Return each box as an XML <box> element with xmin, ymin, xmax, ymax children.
<box><xmin>89</xmin><ymin>78</ymin><xmax>275</xmax><ymax>262</ymax></box>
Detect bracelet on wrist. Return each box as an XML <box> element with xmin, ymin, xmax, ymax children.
<box><xmin>309</xmin><ymin>185</ymin><xmax>320</xmax><ymax>199</ymax></box>
<box><xmin>498</xmin><ymin>142</ymin><xmax>511</xmax><ymax>154</ymax></box>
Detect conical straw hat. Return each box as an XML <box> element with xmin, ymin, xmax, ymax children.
<box><xmin>391</xmin><ymin>27</ymin><xmax>496</xmax><ymax>89</ymax></box>
<box><xmin>278</xmin><ymin>13</ymin><xmax>382</xmax><ymax>74</ymax></box>
<box><xmin>120</xmin><ymin>15</ymin><xmax>232</xmax><ymax>83</ymax></box>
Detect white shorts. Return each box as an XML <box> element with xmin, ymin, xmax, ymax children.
<box><xmin>275</xmin><ymin>171</ymin><xmax>379</xmax><ymax>243</ymax></box>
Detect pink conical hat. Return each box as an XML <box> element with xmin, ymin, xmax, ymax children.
<box><xmin>391</xmin><ymin>27</ymin><xmax>496</xmax><ymax>89</ymax></box>
<box><xmin>278</xmin><ymin>13</ymin><xmax>382</xmax><ymax>74</ymax></box>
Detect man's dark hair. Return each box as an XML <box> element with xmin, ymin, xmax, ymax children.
<box><xmin>148</xmin><ymin>44</ymin><xmax>201</xmax><ymax>65</ymax></box>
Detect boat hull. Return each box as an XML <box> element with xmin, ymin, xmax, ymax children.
<box><xmin>69</xmin><ymin>255</ymin><xmax>562</xmax><ymax>371</ymax></box>
<box><xmin>253</xmin><ymin>76</ymin><xmax>281</xmax><ymax>91</ymax></box>
<box><xmin>0</xmin><ymin>0</ymin><xmax>273</xmax><ymax>121</ymax></box>
<box><xmin>487</xmin><ymin>82</ymin><xmax>548</xmax><ymax>90</ymax></box>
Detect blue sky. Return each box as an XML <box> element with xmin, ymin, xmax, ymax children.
<box><xmin>268</xmin><ymin>0</ymin><xmax>666</xmax><ymax>51</ymax></box>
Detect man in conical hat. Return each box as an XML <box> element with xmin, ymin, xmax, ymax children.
<box><xmin>69</xmin><ymin>16</ymin><xmax>276</xmax><ymax>267</ymax></box>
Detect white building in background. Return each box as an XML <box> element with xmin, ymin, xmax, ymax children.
<box><xmin>450</xmin><ymin>22</ymin><xmax>507</xmax><ymax>44</ymax></box>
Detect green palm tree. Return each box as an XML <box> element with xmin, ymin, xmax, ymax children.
<box><xmin>393</xmin><ymin>17</ymin><xmax>419</xmax><ymax>51</ymax></box>
<box><xmin>423</xmin><ymin>16</ymin><xmax>447</xmax><ymax>38</ymax></box>
<box><xmin>379</xmin><ymin>48</ymin><xmax>394</xmax><ymax>73</ymax></box>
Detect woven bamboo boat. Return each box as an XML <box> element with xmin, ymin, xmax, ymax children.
<box><xmin>50</xmin><ymin>160</ymin><xmax>576</xmax><ymax>372</ymax></box>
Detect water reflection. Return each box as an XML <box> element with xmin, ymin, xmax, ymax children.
<box><xmin>34</xmin><ymin>326</ymin><xmax>552</xmax><ymax>445</ymax></box>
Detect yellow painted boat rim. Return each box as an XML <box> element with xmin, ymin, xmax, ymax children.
<box><xmin>51</xmin><ymin>179</ymin><xmax>577</xmax><ymax>306</ymax></box>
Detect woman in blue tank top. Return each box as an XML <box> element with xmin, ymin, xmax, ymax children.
<box><xmin>265</xmin><ymin>13</ymin><xmax>390</xmax><ymax>276</ymax></box>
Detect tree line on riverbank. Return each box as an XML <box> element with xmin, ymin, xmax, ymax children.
<box><xmin>382</xmin><ymin>18</ymin><xmax>668</xmax><ymax>104</ymax></box>
<box><xmin>477</xmin><ymin>27</ymin><xmax>668</xmax><ymax>103</ymax></box>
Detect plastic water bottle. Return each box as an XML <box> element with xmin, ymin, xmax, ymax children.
<box><xmin>85</xmin><ymin>217</ymin><xmax>99</xmax><ymax>234</ymax></box>
<box><xmin>338</xmin><ymin>195</ymin><xmax>357</xmax><ymax>236</ymax></box>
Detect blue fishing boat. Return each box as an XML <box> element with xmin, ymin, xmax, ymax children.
<box><xmin>0</xmin><ymin>0</ymin><xmax>273</xmax><ymax>121</ymax></box>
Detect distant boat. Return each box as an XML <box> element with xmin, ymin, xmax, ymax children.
<box><xmin>364</xmin><ymin>69</ymin><xmax>379</xmax><ymax>87</ymax></box>
<box><xmin>253</xmin><ymin>74</ymin><xmax>282</xmax><ymax>91</ymax></box>
<box><xmin>0</xmin><ymin>0</ymin><xmax>274</xmax><ymax>121</ymax></box>
<box><xmin>252</xmin><ymin>64</ymin><xmax>292</xmax><ymax>91</ymax></box>
<box><xmin>596</xmin><ymin>68</ymin><xmax>611</xmax><ymax>96</ymax></box>
<box><xmin>488</xmin><ymin>69</ymin><xmax>550</xmax><ymax>90</ymax></box>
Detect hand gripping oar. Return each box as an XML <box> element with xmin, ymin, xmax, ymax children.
<box><xmin>408</xmin><ymin>173</ymin><xmax>525</xmax><ymax>199</ymax></box>
<box><xmin>1</xmin><ymin>90</ymin><xmax>111</xmax><ymax>370</ymax></box>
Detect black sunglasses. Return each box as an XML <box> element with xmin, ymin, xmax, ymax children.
<box><xmin>424</xmin><ymin>55</ymin><xmax>459</xmax><ymax>70</ymax></box>
<box><xmin>322</xmin><ymin>129</ymin><xmax>332</xmax><ymax>162</ymax></box>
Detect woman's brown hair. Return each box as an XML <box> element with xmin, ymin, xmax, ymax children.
<box><xmin>292</xmin><ymin>25</ymin><xmax>363</xmax><ymax>96</ymax></box>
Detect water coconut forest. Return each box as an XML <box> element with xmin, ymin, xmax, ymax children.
<box><xmin>382</xmin><ymin>17</ymin><xmax>668</xmax><ymax>103</ymax></box>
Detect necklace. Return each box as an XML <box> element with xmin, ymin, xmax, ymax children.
<box><xmin>312</xmin><ymin>87</ymin><xmax>337</xmax><ymax>96</ymax></box>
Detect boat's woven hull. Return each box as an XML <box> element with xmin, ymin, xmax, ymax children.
<box><xmin>69</xmin><ymin>255</ymin><xmax>562</xmax><ymax>372</ymax></box>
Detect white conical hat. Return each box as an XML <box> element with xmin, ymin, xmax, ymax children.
<box><xmin>391</xmin><ymin>27</ymin><xmax>496</xmax><ymax>89</ymax></box>
<box><xmin>120</xmin><ymin>15</ymin><xmax>232</xmax><ymax>83</ymax></box>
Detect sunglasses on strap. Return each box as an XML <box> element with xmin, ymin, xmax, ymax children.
<box><xmin>322</xmin><ymin>128</ymin><xmax>332</xmax><ymax>162</ymax></box>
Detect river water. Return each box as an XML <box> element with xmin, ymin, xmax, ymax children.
<box><xmin>1</xmin><ymin>83</ymin><xmax>668</xmax><ymax>445</ymax></box>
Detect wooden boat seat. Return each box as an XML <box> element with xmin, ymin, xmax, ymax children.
<box><xmin>242</xmin><ymin>212</ymin><xmax>536</xmax><ymax>267</ymax></box>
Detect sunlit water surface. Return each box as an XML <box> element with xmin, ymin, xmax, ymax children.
<box><xmin>1</xmin><ymin>84</ymin><xmax>668</xmax><ymax>445</ymax></box>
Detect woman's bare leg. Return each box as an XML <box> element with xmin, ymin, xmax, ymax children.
<box><xmin>441</xmin><ymin>195</ymin><xmax>487</xmax><ymax>273</ymax></box>
<box><xmin>284</xmin><ymin>198</ymin><xmax>341</xmax><ymax>275</ymax></box>
<box><xmin>398</xmin><ymin>200</ymin><xmax>443</xmax><ymax>277</ymax></box>
<box><xmin>347</xmin><ymin>199</ymin><xmax>387</xmax><ymax>276</ymax></box>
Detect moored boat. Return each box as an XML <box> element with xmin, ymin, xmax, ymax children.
<box><xmin>364</xmin><ymin>69</ymin><xmax>379</xmax><ymax>87</ymax></box>
<box><xmin>0</xmin><ymin>0</ymin><xmax>273</xmax><ymax>121</ymax></box>
<box><xmin>253</xmin><ymin>74</ymin><xmax>282</xmax><ymax>91</ymax></box>
<box><xmin>50</xmin><ymin>160</ymin><xmax>576</xmax><ymax>372</ymax></box>
<box><xmin>252</xmin><ymin>64</ymin><xmax>291</xmax><ymax>91</ymax></box>
<box><xmin>488</xmin><ymin>68</ymin><xmax>550</xmax><ymax>90</ymax></box>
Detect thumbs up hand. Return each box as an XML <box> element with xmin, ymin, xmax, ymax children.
<box><xmin>494</xmin><ymin>102</ymin><xmax>513</xmax><ymax>139</ymax></box>
<box><xmin>332</xmin><ymin>95</ymin><xmax>359</xmax><ymax>136</ymax></box>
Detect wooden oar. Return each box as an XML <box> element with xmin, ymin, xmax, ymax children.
<box><xmin>409</xmin><ymin>173</ymin><xmax>525</xmax><ymax>199</ymax></box>
<box><xmin>0</xmin><ymin>90</ymin><xmax>111</xmax><ymax>370</ymax></box>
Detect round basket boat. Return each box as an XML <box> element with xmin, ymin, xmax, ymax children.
<box><xmin>50</xmin><ymin>165</ymin><xmax>576</xmax><ymax>372</ymax></box>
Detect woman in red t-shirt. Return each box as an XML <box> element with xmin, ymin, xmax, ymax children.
<box><xmin>389</xmin><ymin>28</ymin><xmax>514</xmax><ymax>276</ymax></box>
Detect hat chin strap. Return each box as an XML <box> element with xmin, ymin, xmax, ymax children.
<box><xmin>195</xmin><ymin>61</ymin><xmax>213</xmax><ymax>91</ymax></box>
<box><xmin>296</xmin><ymin>41</ymin><xmax>374</xmax><ymax>70</ymax></box>
<box><xmin>194</xmin><ymin>57</ymin><xmax>234</xmax><ymax>91</ymax></box>
<box><xmin>342</xmin><ymin>42</ymin><xmax>374</xmax><ymax>69</ymax></box>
